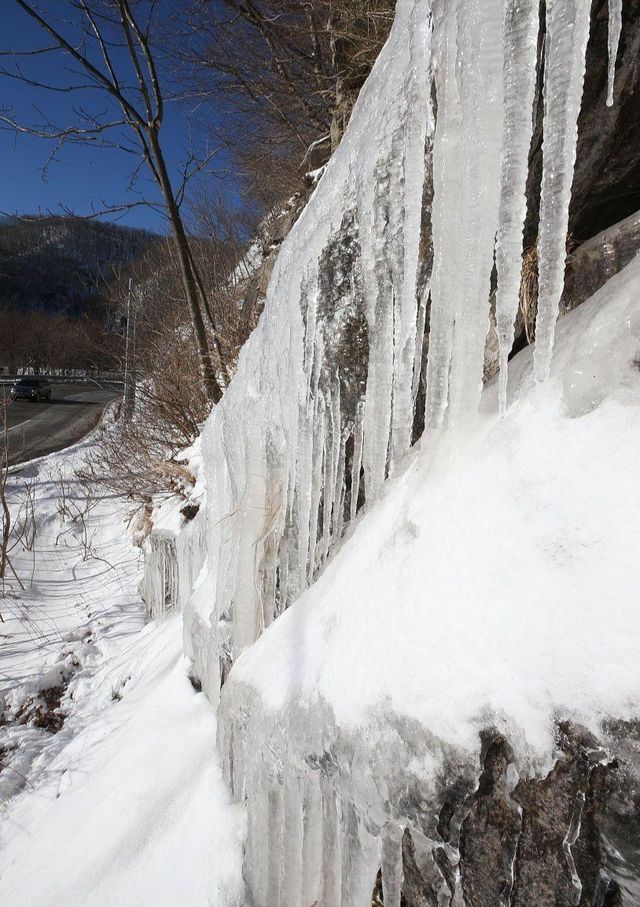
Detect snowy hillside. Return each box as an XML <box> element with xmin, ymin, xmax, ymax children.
<box><xmin>0</xmin><ymin>437</ymin><xmax>244</xmax><ymax>907</ymax></box>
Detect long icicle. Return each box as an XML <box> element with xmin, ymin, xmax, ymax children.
<box><xmin>446</xmin><ymin>0</ymin><xmax>505</xmax><ymax>423</ymax></box>
<box><xmin>607</xmin><ymin>0</ymin><xmax>623</xmax><ymax>107</ymax></box>
<box><xmin>533</xmin><ymin>0</ymin><xmax>592</xmax><ymax>383</ymax></box>
<box><xmin>424</xmin><ymin>0</ymin><xmax>462</xmax><ymax>429</ymax></box>
<box><xmin>495</xmin><ymin>0</ymin><xmax>541</xmax><ymax>414</ymax></box>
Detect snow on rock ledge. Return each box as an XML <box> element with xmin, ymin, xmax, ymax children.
<box><xmin>219</xmin><ymin>257</ymin><xmax>640</xmax><ymax>906</ymax></box>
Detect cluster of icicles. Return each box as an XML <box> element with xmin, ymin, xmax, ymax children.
<box><xmin>193</xmin><ymin>0</ymin><xmax>625</xmax><ymax>903</ymax></box>
<box><xmin>198</xmin><ymin>0</ymin><xmax>622</xmax><ymax>678</ymax></box>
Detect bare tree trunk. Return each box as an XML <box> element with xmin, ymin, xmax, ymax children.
<box><xmin>148</xmin><ymin>130</ymin><xmax>224</xmax><ymax>405</ymax></box>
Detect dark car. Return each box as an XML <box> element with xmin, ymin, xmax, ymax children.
<box><xmin>11</xmin><ymin>377</ymin><xmax>52</xmax><ymax>402</ymax></box>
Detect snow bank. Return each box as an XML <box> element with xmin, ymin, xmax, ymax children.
<box><xmin>0</xmin><ymin>619</ymin><xmax>245</xmax><ymax>907</ymax></box>
<box><xmin>218</xmin><ymin>253</ymin><xmax>640</xmax><ymax>905</ymax></box>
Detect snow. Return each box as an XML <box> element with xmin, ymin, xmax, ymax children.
<box><xmin>219</xmin><ymin>254</ymin><xmax>640</xmax><ymax>905</ymax></box>
<box><xmin>0</xmin><ymin>436</ymin><xmax>245</xmax><ymax>907</ymax></box>
<box><xmin>1</xmin><ymin>619</ymin><xmax>245</xmax><ymax>907</ymax></box>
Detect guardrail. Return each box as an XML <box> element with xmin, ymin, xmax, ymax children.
<box><xmin>0</xmin><ymin>374</ymin><xmax>124</xmax><ymax>388</ymax></box>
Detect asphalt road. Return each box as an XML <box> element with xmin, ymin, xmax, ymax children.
<box><xmin>2</xmin><ymin>383</ymin><xmax>119</xmax><ymax>467</ymax></box>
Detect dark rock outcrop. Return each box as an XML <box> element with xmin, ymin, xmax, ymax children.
<box><xmin>525</xmin><ymin>0</ymin><xmax>640</xmax><ymax>249</ymax></box>
<box><xmin>373</xmin><ymin>722</ymin><xmax>640</xmax><ymax>907</ymax></box>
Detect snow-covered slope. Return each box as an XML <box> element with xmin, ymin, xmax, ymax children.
<box><xmin>0</xmin><ymin>437</ymin><xmax>245</xmax><ymax>907</ymax></box>
<box><xmin>218</xmin><ymin>253</ymin><xmax>640</xmax><ymax>906</ymax></box>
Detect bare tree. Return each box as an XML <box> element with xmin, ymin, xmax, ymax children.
<box><xmin>179</xmin><ymin>0</ymin><xmax>395</xmax><ymax>206</ymax></box>
<box><xmin>1</xmin><ymin>0</ymin><xmax>227</xmax><ymax>403</ymax></box>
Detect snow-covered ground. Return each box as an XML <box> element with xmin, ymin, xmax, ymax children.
<box><xmin>0</xmin><ymin>434</ymin><xmax>245</xmax><ymax>906</ymax></box>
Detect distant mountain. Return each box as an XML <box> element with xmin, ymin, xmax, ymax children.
<box><xmin>0</xmin><ymin>215</ymin><xmax>158</xmax><ymax>315</ymax></box>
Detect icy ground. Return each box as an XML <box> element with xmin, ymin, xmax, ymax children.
<box><xmin>0</xmin><ymin>436</ymin><xmax>245</xmax><ymax>906</ymax></box>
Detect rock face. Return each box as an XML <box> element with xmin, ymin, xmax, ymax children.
<box><xmin>524</xmin><ymin>0</ymin><xmax>640</xmax><ymax>248</ymax></box>
<box><xmin>375</xmin><ymin>723</ymin><xmax>640</xmax><ymax>907</ymax></box>
<box><xmin>562</xmin><ymin>209</ymin><xmax>640</xmax><ymax>314</ymax></box>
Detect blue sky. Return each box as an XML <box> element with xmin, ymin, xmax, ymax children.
<box><xmin>0</xmin><ymin>2</ymin><xmax>230</xmax><ymax>232</ymax></box>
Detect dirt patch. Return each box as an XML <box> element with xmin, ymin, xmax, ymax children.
<box><xmin>15</xmin><ymin>682</ymin><xmax>68</xmax><ymax>734</ymax></box>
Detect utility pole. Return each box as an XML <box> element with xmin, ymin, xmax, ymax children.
<box><xmin>123</xmin><ymin>278</ymin><xmax>136</xmax><ymax>421</ymax></box>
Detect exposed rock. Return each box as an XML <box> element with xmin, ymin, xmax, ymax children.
<box><xmin>562</xmin><ymin>208</ymin><xmax>640</xmax><ymax>314</ymax></box>
<box><xmin>525</xmin><ymin>0</ymin><xmax>640</xmax><ymax>248</ymax></box>
<box><xmin>371</xmin><ymin>722</ymin><xmax>640</xmax><ymax>907</ymax></box>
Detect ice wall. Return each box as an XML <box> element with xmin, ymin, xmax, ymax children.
<box><xmin>199</xmin><ymin>0</ymin><xmax>433</xmax><ymax>672</ymax></box>
<box><xmin>193</xmin><ymin>0</ymin><xmax>618</xmax><ymax>685</ymax></box>
<box><xmin>189</xmin><ymin>0</ymin><xmax>633</xmax><ymax>902</ymax></box>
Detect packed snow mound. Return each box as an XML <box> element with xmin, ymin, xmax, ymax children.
<box><xmin>0</xmin><ymin>620</ymin><xmax>245</xmax><ymax>907</ymax></box>
<box><xmin>226</xmin><ymin>253</ymin><xmax>640</xmax><ymax>767</ymax></box>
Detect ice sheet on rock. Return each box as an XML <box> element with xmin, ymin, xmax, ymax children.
<box><xmin>534</xmin><ymin>0</ymin><xmax>592</xmax><ymax>383</ymax></box>
<box><xmin>197</xmin><ymin>0</ymin><xmax>434</xmax><ymax>675</ymax></box>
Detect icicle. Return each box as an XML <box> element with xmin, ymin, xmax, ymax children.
<box><xmin>495</xmin><ymin>0</ymin><xmax>541</xmax><ymax>414</ymax></box>
<box><xmin>332</xmin><ymin>427</ymin><xmax>348</xmax><ymax>543</ymax></box>
<box><xmin>340</xmin><ymin>802</ymin><xmax>381</xmax><ymax>907</ymax></box>
<box><xmin>424</xmin><ymin>0</ymin><xmax>462</xmax><ymax>429</ymax></box>
<box><xmin>381</xmin><ymin>823</ymin><xmax>405</xmax><ymax>907</ymax></box>
<box><xmin>296</xmin><ymin>304</ymin><xmax>322</xmax><ymax>596</ymax></box>
<box><xmin>308</xmin><ymin>394</ymin><xmax>326</xmax><ymax>582</ymax></box>
<box><xmin>321</xmin><ymin>379</ymin><xmax>342</xmax><ymax>566</ymax></box>
<box><xmin>247</xmin><ymin>765</ymin><xmax>270</xmax><ymax>906</ymax></box>
<box><xmin>301</xmin><ymin>776</ymin><xmax>323</xmax><ymax>906</ymax></box>
<box><xmin>232</xmin><ymin>435</ymin><xmax>268</xmax><ymax>650</ymax></box>
<box><xmin>446</xmin><ymin>0</ymin><xmax>505</xmax><ymax>422</ymax></box>
<box><xmin>411</xmin><ymin>280</ymin><xmax>429</xmax><ymax>410</ymax></box>
<box><xmin>349</xmin><ymin>402</ymin><xmax>365</xmax><ymax>523</ymax></box>
<box><xmin>606</xmin><ymin>0</ymin><xmax>622</xmax><ymax>107</ymax></box>
<box><xmin>390</xmin><ymin>1</ymin><xmax>432</xmax><ymax>469</ymax></box>
<box><xmin>281</xmin><ymin>774</ymin><xmax>304</xmax><ymax>905</ymax></box>
<box><xmin>265</xmin><ymin>783</ymin><xmax>284</xmax><ymax>906</ymax></box>
<box><xmin>534</xmin><ymin>0</ymin><xmax>592</xmax><ymax>382</ymax></box>
<box><xmin>360</xmin><ymin>161</ymin><xmax>394</xmax><ymax>499</ymax></box>
<box><xmin>321</xmin><ymin>781</ymin><xmax>343</xmax><ymax>907</ymax></box>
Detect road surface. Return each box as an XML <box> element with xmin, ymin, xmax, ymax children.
<box><xmin>2</xmin><ymin>383</ymin><xmax>119</xmax><ymax>467</ymax></box>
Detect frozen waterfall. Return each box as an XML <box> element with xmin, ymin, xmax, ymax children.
<box><xmin>184</xmin><ymin>0</ymin><xmax>630</xmax><ymax>903</ymax></box>
<box><xmin>193</xmin><ymin>0</ymin><xmax>617</xmax><ymax>690</ymax></box>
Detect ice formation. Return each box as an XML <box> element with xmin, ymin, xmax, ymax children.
<box><xmin>195</xmin><ymin>0</ymin><xmax>619</xmax><ymax>696</ymax></box>
<box><xmin>184</xmin><ymin>0</ymin><xmax>632</xmax><ymax>902</ymax></box>
<box><xmin>194</xmin><ymin>0</ymin><xmax>611</xmax><ymax>691</ymax></box>
<box><xmin>533</xmin><ymin>0</ymin><xmax>592</xmax><ymax>382</ymax></box>
<box><xmin>495</xmin><ymin>0</ymin><xmax>540</xmax><ymax>414</ymax></box>
<box><xmin>607</xmin><ymin>0</ymin><xmax>623</xmax><ymax>107</ymax></box>
<box><xmin>198</xmin><ymin>0</ymin><xmax>434</xmax><ymax>686</ymax></box>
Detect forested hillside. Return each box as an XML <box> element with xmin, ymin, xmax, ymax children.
<box><xmin>0</xmin><ymin>215</ymin><xmax>156</xmax><ymax>315</ymax></box>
